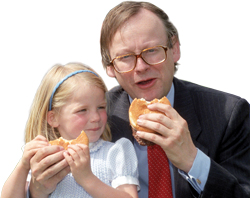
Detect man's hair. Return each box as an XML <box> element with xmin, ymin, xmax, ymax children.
<box><xmin>100</xmin><ymin>1</ymin><xmax>180</xmax><ymax>70</ymax></box>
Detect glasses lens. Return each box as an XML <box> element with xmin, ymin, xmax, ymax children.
<box><xmin>113</xmin><ymin>54</ymin><xmax>136</xmax><ymax>72</ymax></box>
<box><xmin>142</xmin><ymin>46</ymin><xmax>166</xmax><ymax>65</ymax></box>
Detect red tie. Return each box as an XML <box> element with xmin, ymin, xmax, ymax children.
<box><xmin>148</xmin><ymin>144</ymin><xmax>173</xmax><ymax>198</ymax></box>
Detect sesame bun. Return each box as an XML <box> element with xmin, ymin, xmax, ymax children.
<box><xmin>129</xmin><ymin>96</ymin><xmax>170</xmax><ymax>146</ymax></box>
<box><xmin>49</xmin><ymin>130</ymin><xmax>89</xmax><ymax>150</ymax></box>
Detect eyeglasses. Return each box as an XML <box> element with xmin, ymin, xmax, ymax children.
<box><xmin>110</xmin><ymin>45</ymin><xmax>168</xmax><ymax>73</ymax></box>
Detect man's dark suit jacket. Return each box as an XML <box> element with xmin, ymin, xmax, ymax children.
<box><xmin>107</xmin><ymin>77</ymin><xmax>250</xmax><ymax>198</ymax></box>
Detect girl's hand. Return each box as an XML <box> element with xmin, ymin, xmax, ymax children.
<box><xmin>63</xmin><ymin>144</ymin><xmax>93</xmax><ymax>185</ymax></box>
<box><xmin>21</xmin><ymin>135</ymin><xmax>49</xmax><ymax>171</ymax></box>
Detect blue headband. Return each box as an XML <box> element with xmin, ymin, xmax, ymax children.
<box><xmin>49</xmin><ymin>70</ymin><xmax>99</xmax><ymax>111</ymax></box>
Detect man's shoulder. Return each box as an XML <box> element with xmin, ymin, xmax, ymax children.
<box><xmin>107</xmin><ymin>85</ymin><xmax>128</xmax><ymax>102</ymax></box>
<box><xmin>174</xmin><ymin>77</ymin><xmax>242</xmax><ymax>102</ymax></box>
<box><xmin>174</xmin><ymin>77</ymin><xmax>249</xmax><ymax>118</ymax></box>
<box><xmin>107</xmin><ymin>85</ymin><xmax>124</xmax><ymax>96</ymax></box>
<box><xmin>106</xmin><ymin>85</ymin><xmax>129</xmax><ymax>113</ymax></box>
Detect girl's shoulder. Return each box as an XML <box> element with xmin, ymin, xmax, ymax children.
<box><xmin>89</xmin><ymin>139</ymin><xmax>111</xmax><ymax>153</ymax></box>
<box><xmin>112</xmin><ymin>137</ymin><xmax>133</xmax><ymax>148</ymax></box>
<box><xmin>90</xmin><ymin>138</ymin><xmax>134</xmax><ymax>156</ymax></box>
<box><xmin>108</xmin><ymin>138</ymin><xmax>136</xmax><ymax>159</ymax></box>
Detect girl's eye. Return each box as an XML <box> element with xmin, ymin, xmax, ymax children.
<box><xmin>98</xmin><ymin>106</ymin><xmax>106</xmax><ymax>110</ymax></box>
<box><xmin>79</xmin><ymin>109</ymin><xmax>87</xmax><ymax>112</ymax></box>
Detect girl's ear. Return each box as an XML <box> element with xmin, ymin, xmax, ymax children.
<box><xmin>47</xmin><ymin>111</ymin><xmax>59</xmax><ymax>127</ymax></box>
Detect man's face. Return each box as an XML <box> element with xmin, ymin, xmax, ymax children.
<box><xmin>107</xmin><ymin>9</ymin><xmax>180</xmax><ymax>101</ymax></box>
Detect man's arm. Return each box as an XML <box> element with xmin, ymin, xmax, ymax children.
<box><xmin>28</xmin><ymin>145</ymin><xmax>70</xmax><ymax>198</ymax></box>
<box><xmin>201</xmin><ymin>99</ymin><xmax>250</xmax><ymax>197</ymax></box>
<box><xmin>136</xmin><ymin>98</ymin><xmax>250</xmax><ymax>197</ymax></box>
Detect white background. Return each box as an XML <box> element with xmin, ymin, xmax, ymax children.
<box><xmin>1</xmin><ymin>0</ymin><xmax>249</xmax><ymax>193</ymax></box>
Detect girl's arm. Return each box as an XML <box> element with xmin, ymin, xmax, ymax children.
<box><xmin>1</xmin><ymin>135</ymin><xmax>49</xmax><ymax>198</ymax></box>
<box><xmin>64</xmin><ymin>144</ymin><xmax>138</xmax><ymax>198</ymax></box>
<box><xmin>1</xmin><ymin>161</ymin><xmax>30</xmax><ymax>198</ymax></box>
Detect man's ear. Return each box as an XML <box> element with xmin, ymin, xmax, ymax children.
<box><xmin>171</xmin><ymin>37</ymin><xmax>181</xmax><ymax>63</ymax></box>
<box><xmin>47</xmin><ymin>111</ymin><xmax>59</xmax><ymax>127</ymax></box>
<box><xmin>106</xmin><ymin>66</ymin><xmax>116</xmax><ymax>77</ymax></box>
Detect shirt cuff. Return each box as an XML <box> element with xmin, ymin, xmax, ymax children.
<box><xmin>178</xmin><ymin>148</ymin><xmax>211</xmax><ymax>194</ymax></box>
<box><xmin>26</xmin><ymin>183</ymin><xmax>30</xmax><ymax>198</ymax></box>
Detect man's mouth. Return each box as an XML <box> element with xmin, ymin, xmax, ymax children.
<box><xmin>137</xmin><ymin>79</ymin><xmax>153</xmax><ymax>85</ymax></box>
<box><xmin>136</xmin><ymin>78</ymin><xmax>156</xmax><ymax>88</ymax></box>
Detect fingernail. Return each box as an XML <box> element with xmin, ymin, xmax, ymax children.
<box><xmin>59</xmin><ymin>146</ymin><xmax>65</xmax><ymax>150</ymax></box>
<box><xmin>137</xmin><ymin>119</ymin><xmax>142</xmax><ymax>124</ymax></box>
<box><xmin>138</xmin><ymin>115</ymin><xmax>144</xmax><ymax>119</ymax></box>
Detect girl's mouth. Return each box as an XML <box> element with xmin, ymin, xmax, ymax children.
<box><xmin>88</xmin><ymin>127</ymin><xmax>101</xmax><ymax>132</ymax></box>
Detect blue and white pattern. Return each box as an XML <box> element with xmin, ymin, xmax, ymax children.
<box><xmin>49</xmin><ymin>138</ymin><xmax>139</xmax><ymax>198</ymax></box>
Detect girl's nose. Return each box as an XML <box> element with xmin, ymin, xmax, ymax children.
<box><xmin>90</xmin><ymin>111</ymin><xmax>101</xmax><ymax>122</ymax></box>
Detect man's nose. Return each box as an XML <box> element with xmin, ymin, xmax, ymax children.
<box><xmin>134</xmin><ymin>56</ymin><xmax>150</xmax><ymax>72</ymax></box>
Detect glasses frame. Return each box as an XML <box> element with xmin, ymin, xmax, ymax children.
<box><xmin>110</xmin><ymin>45</ymin><xmax>168</xmax><ymax>74</ymax></box>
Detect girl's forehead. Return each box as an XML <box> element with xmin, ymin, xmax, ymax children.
<box><xmin>71</xmin><ymin>84</ymin><xmax>105</xmax><ymax>100</ymax></box>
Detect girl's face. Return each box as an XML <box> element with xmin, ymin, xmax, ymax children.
<box><xmin>52</xmin><ymin>83</ymin><xmax>107</xmax><ymax>143</ymax></box>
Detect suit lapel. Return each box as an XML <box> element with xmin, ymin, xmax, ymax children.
<box><xmin>173</xmin><ymin>78</ymin><xmax>208</xmax><ymax>197</ymax></box>
<box><xmin>174</xmin><ymin>78</ymin><xmax>208</xmax><ymax>198</ymax></box>
<box><xmin>108</xmin><ymin>89</ymin><xmax>134</xmax><ymax>142</ymax></box>
<box><xmin>173</xmin><ymin>78</ymin><xmax>206</xmax><ymax>150</ymax></box>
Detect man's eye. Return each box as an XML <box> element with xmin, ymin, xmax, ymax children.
<box><xmin>118</xmin><ymin>55</ymin><xmax>133</xmax><ymax>61</ymax></box>
<box><xmin>123</xmin><ymin>55</ymin><xmax>131</xmax><ymax>59</ymax></box>
<box><xmin>148</xmin><ymin>49</ymin><xmax>156</xmax><ymax>52</ymax></box>
<box><xmin>146</xmin><ymin>48</ymin><xmax>158</xmax><ymax>53</ymax></box>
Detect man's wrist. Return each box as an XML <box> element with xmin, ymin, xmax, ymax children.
<box><xmin>29</xmin><ymin>183</ymin><xmax>49</xmax><ymax>198</ymax></box>
<box><xmin>178</xmin><ymin>148</ymin><xmax>211</xmax><ymax>193</ymax></box>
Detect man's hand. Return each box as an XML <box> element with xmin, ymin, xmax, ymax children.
<box><xmin>29</xmin><ymin>145</ymin><xmax>70</xmax><ymax>198</ymax></box>
<box><xmin>136</xmin><ymin>103</ymin><xmax>197</xmax><ymax>173</ymax></box>
<box><xmin>21</xmin><ymin>135</ymin><xmax>49</xmax><ymax>171</ymax></box>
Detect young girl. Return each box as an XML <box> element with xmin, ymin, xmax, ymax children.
<box><xmin>1</xmin><ymin>63</ymin><xmax>139</xmax><ymax>198</ymax></box>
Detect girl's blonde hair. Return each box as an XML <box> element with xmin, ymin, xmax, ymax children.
<box><xmin>25</xmin><ymin>62</ymin><xmax>111</xmax><ymax>143</ymax></box>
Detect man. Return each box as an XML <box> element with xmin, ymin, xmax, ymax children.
<box><xmin>27</xmin><ymin>1</ymin><xmax>250</xmax><ymax>198</ymax></box>
<box><xmin>100</xmin><ymin>1</ymin><xmax>250</xmax><ymax>198</ymax></box>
